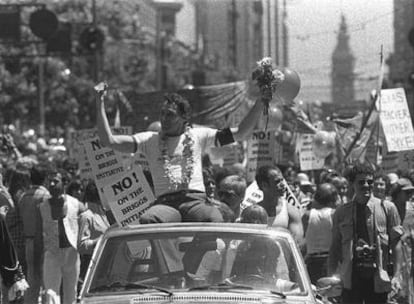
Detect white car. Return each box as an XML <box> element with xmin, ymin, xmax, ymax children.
<box><xmin>79</xmin><ymin>223</ymin><xmax>339</xmax><ymax>304</ymax></box>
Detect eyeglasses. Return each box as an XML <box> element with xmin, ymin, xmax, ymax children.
<box><xmin>217</xmin><ymin>190</ymin><xmax>239</xmax><ymax>199</ymax></box>
<box><xmin>358</xmin><ymin>179</ymin><xmax>374</xmax><ymax>186</ymax></box>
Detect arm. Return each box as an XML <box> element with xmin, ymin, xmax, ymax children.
<box><xmin>95</xmin><ymin>89</ymin><xmax>136</xmax><ymax>153</ymax></box>
<box><xmin>230</xmin><ymin>98</ymin><xmax>264</xmax><ymax>142</ymax></box>
<box><xmin>287</xmin><ymin>205</ymin><xmax>305</xmax><ymax>251</ymax></box>
<box><xmin>0</xmin><ymin>216</ymin><xmax>24</xmax><ymax>287</ymax></box>
<box><xmin>4</xmin><ymin>134</ymin><xmax>22</xmax><ymax>160</ymax></box>
<box><xmin>78</xmin><ymin>213</ymin><xmax>96</xmax><ymax>255</ymax></box>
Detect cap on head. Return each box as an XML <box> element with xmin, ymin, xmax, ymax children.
<box><xmin>397</xmin><ymin>178</ymin><xmax>414</xmax><ymax>191</ymax></box>
<box><xmin>387</xmin><ymin>173</ymin><xmax>399</xmax><ymax>185</ymax></box>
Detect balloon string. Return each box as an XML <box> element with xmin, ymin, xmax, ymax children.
<box><xmin>263</xmin><ymin>101</ymin><xmax>269</xmax><ymax>131</ymax></box>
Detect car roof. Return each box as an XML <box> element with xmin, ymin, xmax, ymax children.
<box><xmin>103</xmin><ymin>222</ymin><xmax>294</xmax><ymax>240</ymax></box>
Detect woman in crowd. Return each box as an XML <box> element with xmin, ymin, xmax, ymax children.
<box><xmin>78</xmin><ymin>180</ymin><xmax>110</xmax><ymax>281</ymax></box>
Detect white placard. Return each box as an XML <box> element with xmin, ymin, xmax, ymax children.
<box><xmin>378</xmin><ymin>88</ymin><xmax>414</xmax><ymax>152</ymax></box>
<box><xmin>240</xmin><ymin>181</ymin><xmax>263</xmax><ymax>211</ymax></box>
<box><xmin>296</xmin><ymin>134</ymin><xmax>324</xmax><ymax>171</ymax></box>
<box><xmin>102</xmin><ymin>169</ymin><xmax>155</xmax><ymax>227</ymax></box>
<box><xmin>69</xmin><ymin>127</ymin><xmax>132</xmax><ymax>179</ymax></box>
<box><xmin>83</xmin><ymin>137</ymin><xmax>126</xmax><ymax>186</ymax></box>
<box><xmin>246</xmin><ymin>130</ymin><xmax>276</xmax><ymax>182</ymax></box>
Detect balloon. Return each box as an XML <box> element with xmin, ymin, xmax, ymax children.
<box><xmin>275</xmin><ymin>68</ymin><xmax>301</xmax><ymax>103</ymax></box>
<box><xmin>147</xmin><ymin>121</ymin><xmax>161</xmax><ymax>132</ymax></box>
<box><xmin>258</xmin><ymin>103</ymin><xmax>283</xmax><ymax>130</ymax></box>
<box><xmin>312</xmin><ymin>131</ymin><xmax>336</xmax><ymax>158</ymax></box>
<box><xmin>268</xmin><ymin>104</ymin><xmax>284</xmax><ymax>130</ymax></box>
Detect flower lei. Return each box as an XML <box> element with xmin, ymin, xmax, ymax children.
<box><xmin>252</xmin><ymin>57</ymin><xmax>284</xmax><ymax>128</ymax></box>
<box><xmin>160</xmin><ymin>126</ymin><xmax>195</xmax><ymax>190</ymax></box>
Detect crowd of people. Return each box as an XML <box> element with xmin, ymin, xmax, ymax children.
<box><xmin>0</xmin><ymin>89</ymin><xmax>413</xmax><ymax>304</ymax></box>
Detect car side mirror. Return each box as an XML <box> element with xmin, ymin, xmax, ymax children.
<box><xmin>316</xmin><ymin>276</ymin><xmax>342</xmax><ymax>297</ymax></box>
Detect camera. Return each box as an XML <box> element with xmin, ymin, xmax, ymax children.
<box><xmin>355</xmin><ymin>240</ymin><xmax>376</xmax><ymax>270</ymax></box>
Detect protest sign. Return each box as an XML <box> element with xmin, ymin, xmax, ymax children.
<box><xmin>240</xmin><ymin>179</ymin><xmax>300</xmax><ymax>211</ymax></box>
<box><xmin>378</xmin><ymin>88</ymin><xmax>414</xmax><ymax>152</ymax></box>
<box><xmin>83</xmin><ymin>137</ymin><xmax>126</xmax><ymax>186</ymax></box>
<box><xmin>246</xmin><ymin>130</ymin><xmax>276</xmax><ymax>182</ymax></box>
<box><xmin>103</xmin><ymin>169</ymin><xmax>155</xmax><ymax>227</ymax></box>
<box><xmin>240</xmin><ymin>181</ymin><xmax>263</xmax><ymax>211</ymax></box>
<box><xmin>296</xmin><ymin>134</ymin><xmax>324</xmax><ymax>171</ymax></box>
<box><xmin>70</xmin><ymin>127</ymin><xmax>132</xmax><ymax>179</ymax></box>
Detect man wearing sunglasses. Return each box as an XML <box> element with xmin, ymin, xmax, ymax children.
<box><xmin>217</xmin><ymin>175</ymin><xmax>246</xmax><ymax>220</ymax></box>
<box><xmin>328</xmin><ymin>163</ymin><xmax>403</xmax><ymax>304</ymax></box>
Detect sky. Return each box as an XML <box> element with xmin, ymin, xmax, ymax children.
<box><xmin>287</xmin><ymin>0</ymin><xmax>394</xmax><ymax>103</ymax></box>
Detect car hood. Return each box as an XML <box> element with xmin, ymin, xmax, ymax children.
<box><xmin>81</xmin><ymin>291</ymin><xmax>316</xmax><ymax>304</ymax></box>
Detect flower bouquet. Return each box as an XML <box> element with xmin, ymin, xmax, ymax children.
<box><xmin>252</xmin><ymin>57</ymin><xmax>285</xmax><ymax>127</ymax></box>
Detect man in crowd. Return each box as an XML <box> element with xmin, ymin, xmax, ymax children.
<box><xmin>302</xmin><ymin>183</ymin><xmax>337</xmax><ymax>283</ymax></box>
<box><xmin>255</xmin><ymin>165</ymin><xmax>304</xmax><ymax>244</ymax></box>
<box><xmin>1</xmin><ymin>214</ymin><xmax>29</xmax><ymax>303</ymax></box>
<box><xmin>328</xmin><ymin>164</ymin><xmax>403</xmax><ymax>304</ymax></box>
<box><xmin>19</xmin><ymin>164</ymin><xmax>49</xmax><ymax>304</ymax></box>
<box><xmin>217</xmin><ymin>175</ymin><xmax>247</xmax><ymax>220</ymax></box>
<box><xmin>95</xmin><ymin>87</ymin><xmax>263</xmax><ymax>223</ymax></box>
<box><xmin>35</xmin><ymin>171</ymin><xmax>86</xmax><ymax>304</ymax></box>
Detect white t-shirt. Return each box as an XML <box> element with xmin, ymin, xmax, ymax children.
<box><xmin>133</xmin><ymin>127</ymin><xmax>217</xmax><ymax>196</ymax></box>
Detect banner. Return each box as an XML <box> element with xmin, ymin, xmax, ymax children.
<box><xmin>102</xmin><ymin>169</ymin><xmax>155</xmax><ymax>227</ymax></box>
<box><xmin>378</xmin><ymin>88</ymin><xmax>414</xmax><ymax>152</ymax></box>
<box><xmin>246</xmin><ymin>130</ymin><xmax>276</xmax><ymax>182</ymax></box>
<box><xmin>296</xmin><ymin>134</ymin><xmax>324</xmax><ymax>171</ymax></box>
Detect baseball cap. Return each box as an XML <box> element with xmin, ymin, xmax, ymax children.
<box><xmin>397</xmin><ymin>178</ymin><xmax>414</xmax><ymax>191</ymax></box>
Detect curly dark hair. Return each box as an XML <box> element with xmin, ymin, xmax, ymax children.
<box><xmin>163</xmin><ymin>93</ymin><xmax>192</xmax><ymax>123</ymax></box>
<box><xmin>347</xmin><ymin>163</ymin><xmax>374</xmax><ymax>183</ymax></box>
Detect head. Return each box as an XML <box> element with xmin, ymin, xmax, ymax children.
<box><xmin>347</xmin><ymin>164</ymin><xmax>374</xmax><ymax>203</ymax></box>
<box><xmin>314</xmin><ymin>183</ymin><xmax>338</xmax><ymax>207</ymax></box>
<box><xmin>373</xmin><ymin>173</ymin><xmax>389</xmax><ymax>199</ymax></box>
<box><xmin>217</xmin><ymin>175</ymin><xmax>246</xmax><ymax>214</ymax></box>
<box><xmin>30</xmin><ymin>165</ymin><xmax>47</xmax><ymax>186</ymax></box>
<box><xmin>391</xmin><ymin>178</ymin><xmax>414</xmax><ymax>221</ymax></box>
<box><xmin>84</xmin><ymin>180</ymin><xmax>101</xmax><ymax>205</ymax></box>
<box><xmin>8</xmin><ymin>169</ymin><xmax>31</xmax><ymax>201</ymax></box>
<box><xmin>256</xmin><ymin>165</ymin><xmax>285</xmax><ymax>199</ymax></box>
<box><xmin>66</xmin><ymin>179</ymin><xmax>84</xmax><ymax>201</ymax></box>
<box><xmin>47</xmin><ymin>171</ymin><xmax>65</xmax><ymax>197</ymax></box>
<box><xmin>330</xmin><ymin>176</ymin><xmax>348</xmax><ymax>197</ymax></box>
<box><xmin>159</xmin><ymin>93</ymin><xmax>191</xmax><ymax>136</ymax></box>
<box><xmin>240</xmin><ymin>205</ymin><xmax>268</xmax><ymax>224</ymax></box>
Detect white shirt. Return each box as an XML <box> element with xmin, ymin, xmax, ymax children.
<box><xmin>133</xmin><ymin>127</ymin><xmax>217</xmax><ymax>196</ymax></box>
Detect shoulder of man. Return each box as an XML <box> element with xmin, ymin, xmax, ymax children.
<box><xmin>132</xmin><ymin>131</ymin><xmax>158</xmax><ymax>142</ymax></box>
<box><xmin>333</xmin><ymin>202</ymin><xmax>352</xmax><ymax>218</ymax></box>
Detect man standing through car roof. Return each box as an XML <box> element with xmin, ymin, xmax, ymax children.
<box><xmin>95</xmin><ymin>87</ymin><xmax>264</xmax><ymax>223</ymax></box>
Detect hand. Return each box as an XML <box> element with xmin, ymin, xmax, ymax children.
<box><xmin>391</xmin><ymin>275</ymin><xmax>402</xmax><ymax>293</ymax></box>
<box><xmin>94</xmin><ymin>82</ymin><xmax>108</xmax><ymax>100</ymax></box>
<box><xmin>0</xmin><ymin>205</ymin><xmax>10</xmax><ymax>219</ymax></box>
<box><xmin>8</xmin><ymin>279</ymin><xmax>29</xmax><ymax>301</ymax></box>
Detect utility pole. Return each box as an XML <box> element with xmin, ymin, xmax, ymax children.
<box><xmin>282</xmin><ymin>0</ymin><xmax>288</xmax><ymax>67</ymax></box>
<box><xmin>92</xmin><ymin>0</ymin><xmax>98</xmax><ymax>82</ymax></box>
<box><xmin>156</xmin><ymin>6</ymin><xmax>162</xmax><ymax>90</ymax></box>
<box><xmin>38</xmin><ymin>58</ymin><xmax>45</xmax><ymax>136</ymax></box>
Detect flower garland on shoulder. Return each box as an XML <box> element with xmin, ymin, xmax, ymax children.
<box><xmin>252</xmin><ymin>57</ymin><xmax>285</xmax><ymax>128</ymax></box>
<box><xmin>159</xmin><ymin>126</ymin><xmax>195</xmax><ymax>190</ymax></box>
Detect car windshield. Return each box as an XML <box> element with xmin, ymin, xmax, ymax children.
<box><xmin>88</xmin><ymin>231</ymin><xmax>306</xmax><ymax>296</ymax></box>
